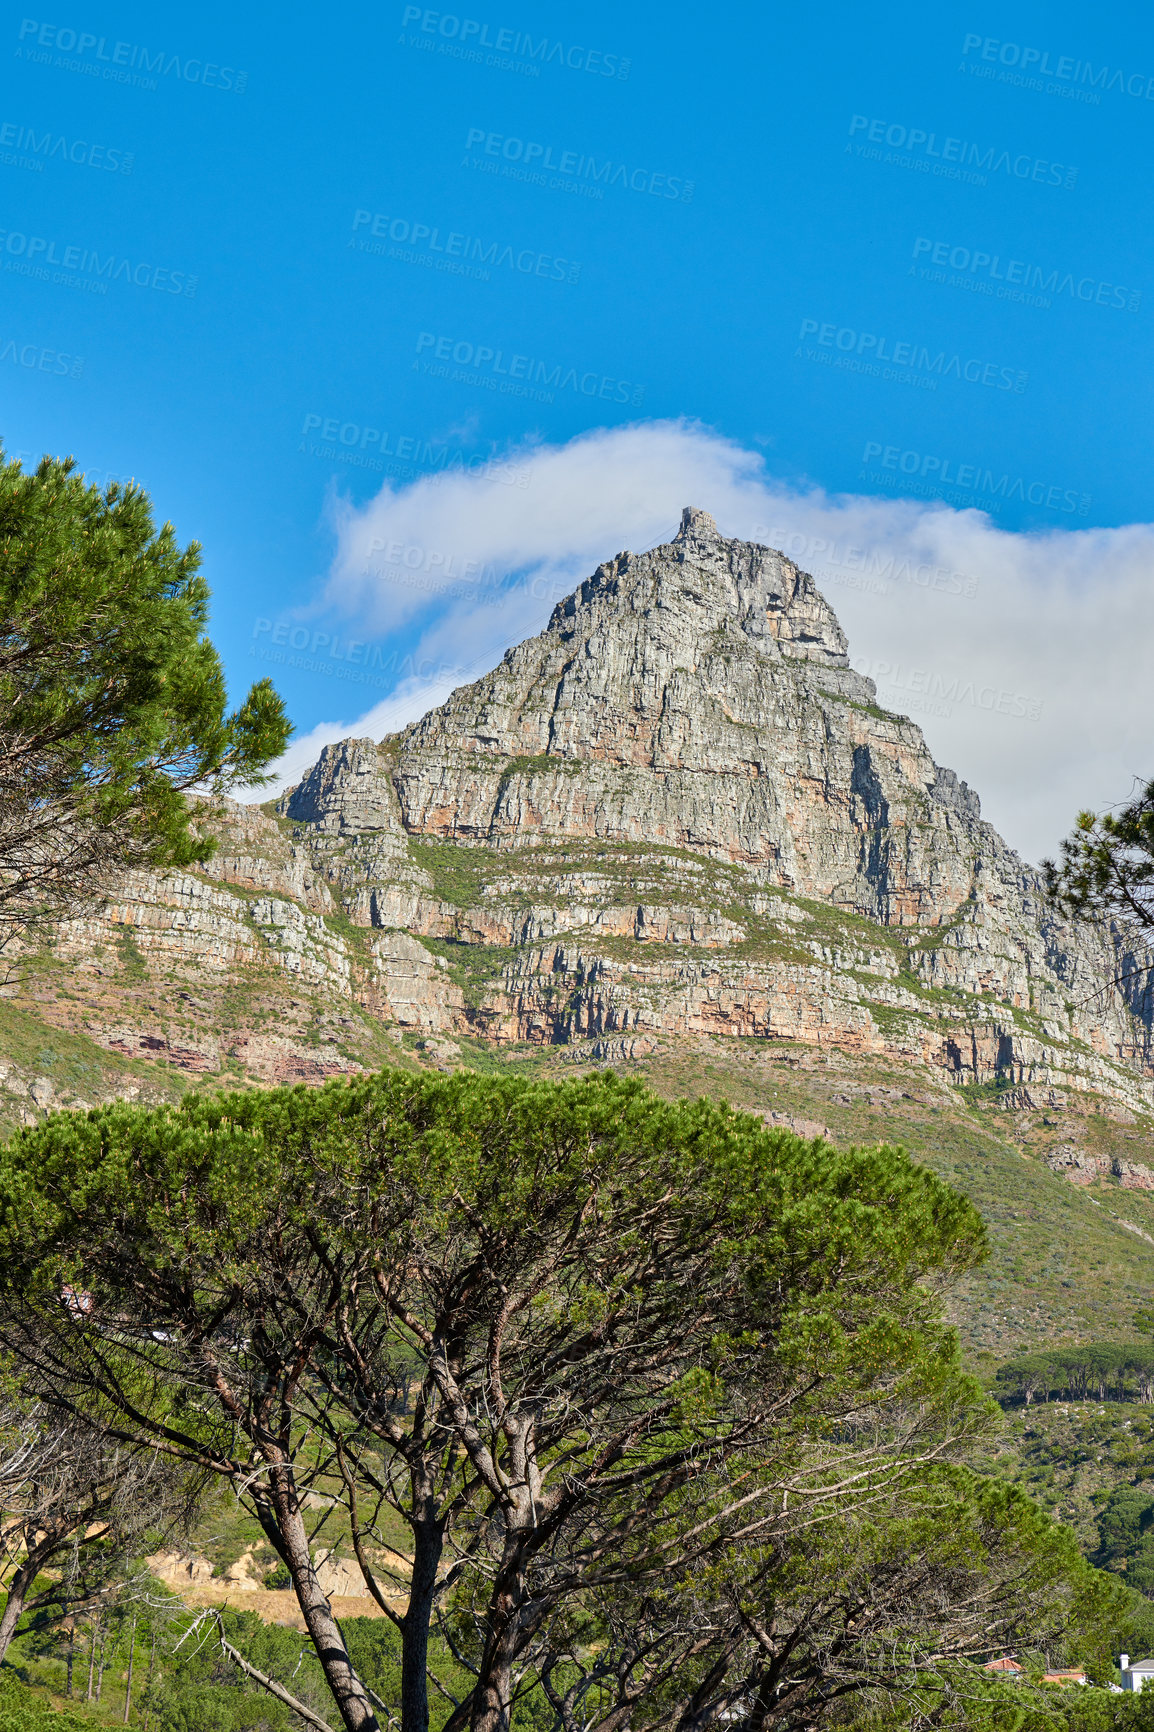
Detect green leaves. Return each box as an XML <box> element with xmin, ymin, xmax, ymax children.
<box><xmin>1044</xmin><ymin>777</ymin><xmax>1154</xmax><ymax>936</ymax></box>
<box><xmin>0</xmin><ymin>1068</ymin><xmax>1007</xmax><ymax>1732</ymax></box>
<box><xmin>0</xmin><ymin>449</ymin><xmax>291</xmax><ymax>931</ymax></box>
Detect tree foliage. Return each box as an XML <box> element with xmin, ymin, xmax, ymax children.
<box><xmin>0</xmin><ymin>1394</ymin><xmax>203</xmax><ymax>1665</ymax></box>
<box><xmin>513</xmin><ymin>1459</ymin><xmax>1122</xmax><ymax>1732</ymax></box>
<box><xmin>1093</xmin><ymin>1487</ymin><xmax>1154</xmax><ymax>1592</ymax></box>
<box><xmin>1044</xmin><ymin>780</ymin><xmax>1154</xmax><ymax>938</ymax></box>
<box><xmin>996</xmin><ymin>1345</ymin><xmax>1154</xmax><ymax>1407</ymax></box>
<box><xmin>0</xmin><ymin>1070</ymin><xmax>1113</xmax><ymax>1732</ymax></box>
<box><xmin>0</xmin><ymin>450</ymin><xmax>289</xmax><ymax>938</ymax></box>
<box><xmin>0</xmin><ymin>1668</ymin><xmax>91</xmax><ymax>1729</ymax></box>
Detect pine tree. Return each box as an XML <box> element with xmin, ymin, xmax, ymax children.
<box><xmin>0</xmin><ymin>450</ymin><xmax>290</xmax><ymax>941</ymax></box>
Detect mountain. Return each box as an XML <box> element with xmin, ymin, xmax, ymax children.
<box><xmin>278</xmin><ymin>506</ymin><xmax>1151</xmax><ymax>1102</ymax></box>
<box><xmin>3</xmin><ymin>508</ymin><xmax>1153</xmax><ymax>1358</ymax></box>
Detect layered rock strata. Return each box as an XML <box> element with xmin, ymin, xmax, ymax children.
<box><xmin>16</xmin><ymin>508</ymin><xmax>1152</xmax><ymax>1115</ymax></box>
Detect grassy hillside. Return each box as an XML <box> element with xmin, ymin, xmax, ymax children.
<box><xmin>4</xmin><ymin>1006</ymin><xmax>1154</xmax><ymax>1726</ymax></box>
<box><xmin>4</xmin><ymin>939</ymin><xmax>1153</xmax><ymax>1364</ymax></box>
<box><xmin>610</xmin><ymin>1034</ymin><xmax>1154</xmax><ymax>1365</ymax></box>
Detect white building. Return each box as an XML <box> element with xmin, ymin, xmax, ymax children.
<box><xmin>1120</xmin><ymin>1655</ymin><xmax>1154</xmax><ymax>1692</ymax></box>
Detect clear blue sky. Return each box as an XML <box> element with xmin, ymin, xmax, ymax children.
<box><xmin>3</xmin><ymin>0</ymin><xmax>1152</xmax><ymax>742</ymax></box>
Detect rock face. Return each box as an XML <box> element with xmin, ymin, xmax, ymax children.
<box><xmin>1046</xmin><ymin>1146</ymin><xmax>1154</xmax><ymax>1190</ymax></box>
<box><xmin>387</xmin><ymin>506</ymin><xmax>958</xmax><ymax>917</ymax></box>
<box><xmin>277</xmin><ymin>508</ymin><xmax>1153</xmax><ymax>1106</ymax></box>
<box><xmin>287</xmin><ymin>508</ymin><xmax>994</xmax><ymax>931</ymax></box>
<box><xmin>9</xmin><ymin>509</ymin><xmax>1151</xmax><ymax>1122</ymax></box>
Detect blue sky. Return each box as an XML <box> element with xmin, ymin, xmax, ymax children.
<box><xmin>4</xmin><ymin>0</ymin><xmax>1154</xmax><ymax>857</ymax></box>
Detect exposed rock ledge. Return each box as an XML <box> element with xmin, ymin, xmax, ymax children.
<box><xmin>9</xmin><ymin>511</ymin><xmax>1151</xmax><ymax>1122</ymax></box>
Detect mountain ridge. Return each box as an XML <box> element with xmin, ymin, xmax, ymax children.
<box><xmin>2</xmin><ymin>509</ymin><xmax>1154</xmax><ymax>1361</ymax></box>
<box><xmin>273</xmin><ymin>506</ymin><xmax>1152</xmax><ymax>1106</ymax></box>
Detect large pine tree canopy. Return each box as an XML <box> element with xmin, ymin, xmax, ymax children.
<box><xmin>0</xmin><ymin>1069</ymin><xmax>1122</xmax><ymax>1732</ymax></box>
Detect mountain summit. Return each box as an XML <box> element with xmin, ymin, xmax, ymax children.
<box><xmin>272</xmin><ymin>510</ymin><xmax>1151</xmax><ymax>1103</ymax></box>
<box><xmin>4</xmin><ymin>513</ymin><xmax>1150</xmax><ymax>1134</ymax></box>
<box><xmin>292</xmin><ymin>504</ymin><xmax>981</xmax><ymax>924</ymax></box>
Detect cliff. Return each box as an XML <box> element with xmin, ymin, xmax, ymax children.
<box><xmin>6</xmin><ymin>508</ymin><xmax>1154</xmax><ymax>1357</ymax></box>
<box><xmin>266</xmin><ymin>506</ymin><xmax>1153</xmax><ymax>1106</ymax></box>
<box><xmin>6</xmin><ymin>508</ymin><xmax>1148</xmax><ymax>1121</ymax></box>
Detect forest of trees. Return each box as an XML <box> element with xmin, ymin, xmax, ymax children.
<box><xmin>996</xmin><ymin>1345</ymin><xmax>1154</xmax><ymax>1407</ymax></box>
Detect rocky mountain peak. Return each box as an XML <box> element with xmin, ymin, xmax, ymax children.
<box><xmin>284</xmin><ymin>514</ymin><xmax>969</xmax><ymax>910</ymax></box>
<box><xmin>11</xmin><ymin>514</ymin><xmax>1149</xmax><ymax>1158</ymax></box>
<box><xmin>542</xmin><ymin>509</ymin><xmax>850</xmax><ymax>671</ymax></box>
<box><xmin>255</xmin><ymin>505</ymin><xmax>1154</xmax><ymax>1115</ymax></box>
<box><xmin>675</xmin><ymin>504</ymin><xmax>719</xmax><ymax>540</ymax></box>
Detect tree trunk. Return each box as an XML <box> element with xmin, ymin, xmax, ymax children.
<box><xmin>269</xmin><ymin>1466</ymin><xmax>380</xmax><ymax>1732</ymax></box>
<box><xmin>0</xmin><ymin>1522</ymin><xmax>72</xmax><ymax>1666</ymax></box>
<box><xmin>471</xmin><ymin>1565</ymin><xmax>524</xmax><ymax>1732</ymax></box>
<box><xmin>0</xmin><ymin>1554</ymin><xmax>36</xmax><ymax>1665</ymax></box>
<box><xmin>123</xmin><ymin>1614</ymin><xmax>136</xmax><ymax>1722</ymax></box>
<box><xmin>141</xmin><ymin>1633</ymin><xmax>156</xmax><ymax>1731</ymax></box>
<box><xmin>67</xmin><ymin>1623</ymin><xmax>75</xmax><ymax>1696</ymax></box>
<box><xmin>95</xmin><ymin>1628</ymin><xmax>107</xmax><ymax>1701</ymax></box>
<box><xmin>468</xmin><ymin>1448</ymin><xmax>551</xmax><ymax>1732</ymax></box>
<box><xmin>87</xmin><ymin>1617</ymin><xmax>99</xmax><ymax>1701</ymax></box>
<box><xmin>401</xmin><ymin>1503</ymin><xmax>443</xmax><ymax>1732</ymax></box>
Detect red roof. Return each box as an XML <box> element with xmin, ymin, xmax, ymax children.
<box><xmin>984</xmin><ymin>1658</ymin><xmax>1023</xmax><ymax>1674</ymax></box>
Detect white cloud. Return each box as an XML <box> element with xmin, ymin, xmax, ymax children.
<box><xmin>253</xmin><ymin>420</ymin><xmax>1154</xmax><ymax>865</ymax></box>
<box><xmin>248</xmin><ymin>664</ymin><xmax>479</xmax><ymax>800</ymax></box>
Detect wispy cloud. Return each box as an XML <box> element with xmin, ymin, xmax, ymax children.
<box><xmin>254</xmin><ymin>419</ymin><xmax>1154</xmax><ymax>865</ymax></box>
